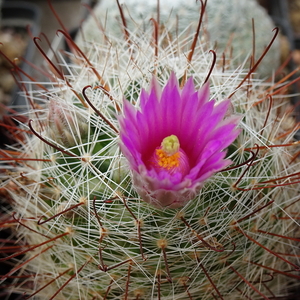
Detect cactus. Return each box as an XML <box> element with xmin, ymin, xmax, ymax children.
<box><xmin>0</xmin><ymin>1</ymin><xmax>300</xmax><ymax>300</ymax></box>
<box><xmin>76</xmin><ymin>0</ymin><xmax>280</xmax><ymax>78</ymax></box>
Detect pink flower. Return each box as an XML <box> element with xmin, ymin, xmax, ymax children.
<box><xmin>118</xmin><ymin>73</ymin><xmax>240</xmax><ymax>208</ymax></box>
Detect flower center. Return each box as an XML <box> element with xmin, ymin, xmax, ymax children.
<box><xmin>150</xmin><ymin>135</ymin><xmax>190</xmax><ymax>175</ymax></box>
<box><xmin>156</xmin><ymin>135</ymin><xmax>180</xmax><ymax>170</ymax></box>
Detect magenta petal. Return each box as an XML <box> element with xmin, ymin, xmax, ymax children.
<box><xmin>196</xmin><ymin>82</ymin><xmax>210</xmax><ymax>109</ymax></box>
<box><xmin>179</xmin><ymin>91</ymin><xmax>200</xmax><ymax>142</ymax></box>
<box><xmin>140</xmin><ymin>89</ymin><xmax>150</xmax><ymax>112</ymax></box>
<box><xmin>118</xmin><ymin>73</ymin><xmax>240</xmax><ymax>209</ymax></box>
<box><xmin>161</xmin><ymin>86</ymin><xmax>182</xmax><ymax>135</ymax></box>
<box><xmin>181</xmin><ymin>76</ymin><xmax>196</xmax><ymax>100</ymax></box>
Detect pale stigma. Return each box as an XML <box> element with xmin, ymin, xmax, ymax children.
<box><xmin>161</xmin><ymin>135</ymin><xmax>180</xmax><ymax>156</ymax></box>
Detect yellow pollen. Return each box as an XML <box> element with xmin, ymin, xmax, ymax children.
<box><xmin>155</xmin><ymin>149</ymin><xmax>180</xmax><ymax>170</ymax></box>
<box><xmin>155</xmin><ymin>135</ymin><xmax>181</xmax><ymax>170</ymax></box>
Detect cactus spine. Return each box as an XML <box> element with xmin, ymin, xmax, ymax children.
<box><xmin>0</xmin><ymin>1</ymin><xmax>299</xmax><ymax>299</ymax></box>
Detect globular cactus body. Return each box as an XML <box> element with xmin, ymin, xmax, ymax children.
<box><xmin>0</xmin><ymin>1</ymin><xmax>300</xmax><ymax>300</ymax></box>
<box><xmin>77</xmin><ymin>0</ymin><xmax>280</xmax><ymax>78</ymax></box>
